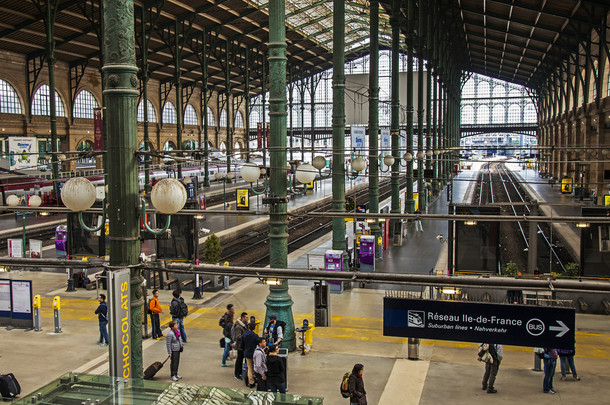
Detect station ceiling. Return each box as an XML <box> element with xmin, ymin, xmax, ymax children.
<box><xmin>0</xmin><ymin>0</ymin><xmax>607</xmax><ymax>96</ymax></box>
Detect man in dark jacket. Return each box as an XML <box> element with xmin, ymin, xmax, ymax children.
<box><xmin>241</xmin><ymin>322</ymin><xmax>258</xmax><ymax>387</ymax></box>
<box><xmin>232</xmin><ymin>312</ymin><xmax>248</xmax><ymax>380</ymax></box>
<box><xmin>169</xmin><ymin>290</ymin><xmax>187</xmax><ymax>343</ymax></box>
<box><xmin>94</xmin><ymin>294</ymin><xmax>109</xmax><ymax>346</ymax></box>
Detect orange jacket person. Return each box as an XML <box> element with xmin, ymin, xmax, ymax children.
<box><xmin>149</xmin><ymin>289</ymin><xmax>163</xmax><ymax>339</ymax></box>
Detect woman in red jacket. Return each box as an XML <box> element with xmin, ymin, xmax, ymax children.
<box><xmin>348</xmin><ymin>363</ymin><xmax>367</xmax><ymax>405</ymax></box>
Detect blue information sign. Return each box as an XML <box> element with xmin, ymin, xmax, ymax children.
<box><xmin>384</xmin><ymin>297</ymin><xmax>575</xmax><ymax>349</ymax></box>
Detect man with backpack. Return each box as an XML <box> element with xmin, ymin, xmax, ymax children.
<box><xmin>149</xmin><ymin>289</ymin><xmax>163</xmax><ymax>340</ymax></box>
<box><xmin>241</xmin><ymin>322</ymin><xmax>259</xmax><ymax>388</ymax></box>
<box><xmin>479</xmin><ymin>343</ymin><xmax>503</xmax><ymax>393</ymax></box>
<box><xmin>170</xmin><ymin>290</ymin><xmax>188</xmax><ymax>343</ymax></box>
<box><xmin>232</xmin><ymin>312</ymin><xmax>249</xmax><ymax>380</ymax></box>
<box><xmin>219</xmin><ymin>303</ymin><xmax>234</xmax><ymax>328</ymax></box>
<box><xmin>264</xmin><ymin>314</ymin><xmax>285</xmax><ymax>347</ymax></box>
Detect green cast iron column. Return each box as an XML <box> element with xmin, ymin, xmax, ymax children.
<box><xmin>416</xmin><ymin>1</ymin><xmax>425</xmax><ymax>212</ymax></box>
<box><xmin>390</xmin><ymin>0</ymin><xmax>401</xmax><ymax>230</ymax></box>
<box><xmin>368</xmin><ymin>0</ymin><xmax>381</xmax><ymax>258</ymax></box>
<box><xmin>331</xmin><ymin>0</ymin><xmax>346</xmax><ymax>259</ymax></box>
<box><xmin>175</xmin><ymin>20</ymin><xmax>183</xmax><ymax>179</ymax></box>
<box><xmin>300</xmin><ymin>70</ymin><xmax>305</xmax><ymax>161</ymax></box>
<box><xmin>288</xmin><ymin>66</ymin><xmax>294</xmax><ymax>162</ymax></box>
<box><xmin>225</xmin><ymin>40</ymin><xmax>232</xmax><ymax>182</ymax></box>
<box><xmin>141</xmin><ymin>6</ymin><xmax>151</xmax><ymax>194</ymax></box>
<box><xmin>202</xmin><ymin>30</ymin><xmax>210</xmax><ymax>187</ymax></box>
<box><xmin>265</xmin><ymin>0</ymin><xmax>295</xmax><ymax>351</ymax></box>
<box><xmin>102</xmin><ymin>0</ymin><xmax>142</xmax><ymax>378</ymax></box>
<box><xmin>425</xmin><ymin>3</ymin><xmax>432</xmax><ymax>175</ymax></box>
<box><xmin>405</xmin><ymin>0</ymin><xmax>415</xmax><ymax>214</ymax></box>
<box><xmin>262</xmin><ymin>57</ymin><xmax>267</xmax><ymax>170</ymax></box>
<box><xmin>46</xmin><ymin>1</ymin><xmax>58</xmax><ymax>194</ymax></box>
<box><xmin>245</xmin><ymin>47</ymin><xmax>250</xmax><ymax>162</ymax></box>
<box><xmin>432</xmin><ymin>69</ymin><xmax>438</xmax><ymax>192</ymax></box>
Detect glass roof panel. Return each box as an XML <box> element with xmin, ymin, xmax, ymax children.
<box><xmin>245</xmin><ymin>0</ymin><xmax>401</xmax><ymax>54</ymax></box>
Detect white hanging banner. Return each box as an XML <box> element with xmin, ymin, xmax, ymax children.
<box><xmin>9</xmin><ymin>137</ymin><xmax>38</xmax><ymax>170</ymax></box>
<box><xmin>351</xmin><ymin>126</ymin><xmax>366</xmax><ymax>156</ymax></box>
<box><xmin>380</xmin><ymin>129</ymin><xmax>391</xmax><ymax>171</ymax></box>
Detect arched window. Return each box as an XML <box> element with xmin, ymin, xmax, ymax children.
<box><xmin>32</xmin><ymin>85</ymin><xmax>65</xmax><ymax>116</ymax></box>
<box><xmin>206</xmin><ymin>107</ymin><xmax>215</xmax><ymax>126</ymax></box>
<box><xmin>524</xmin><ymin>104</ymin><xmax>537</xmax><ymax>123</ymax></box>
<box><xmin>219</xmin><ymin>109</ymin><xmax>227</xmax><ymax>127</ymax></box>
<box><xmin>73</xmin><ymin>90</ymin><xmax>99</xmax><ymax>119</ymax></box>
<box><xmin>137</xmin><ymin>100</ymin><xmax>157</xmax><ymax>122</ymax></box>
<box><xmin>182</xmin><ymin>140</ymin><xmax>197</xmax><ymax>150</ymax></box>
<box><xmin>234</xmin><ymin>112</ymin><xmax>244</xmax><ymax>128</ymax></box>
<box><xmin>492</xmin><ymin>85</ymin><xmax>506</xmax><ymax>98</ymax></box>
<box><xmin>492</xmin><ymin>105</ymin><xmax>505</xmax><ymax>124</ymax></box>
<box><xmin>476</xmin><ymin>105</ymin><xmax>490</xmax><ymax>124</ymax></box>
<box><xmin>162</xmin><ymin>102</ymin><xmax>177</xmax><ymax>124</ymax></box>
<box><xmin>462</xmin><ymin>79</ymin><xmax>475</xmax><ymax>98</ymax></box>
<box><xmin>0</xmin><ymin>79</ymin><xmax>22</xmax><ymax>114</ymax></box>
<box><xmin>477</xmin><ymin>81</ymin><xmax>490</xmax><ymax>98</ymax></box>
<box><xmin>507</xmin><ymin>104</ymin><xmax>521</xmax><ymax>123</ymax></box>
<box><xmin>183</xmin><ymin>104</ymin><xmax>198</xmax><ymax>126</ymax></box>
<box><xmin>163</xmin><ymin>141</ymin><xmax>176</xmax><ymax>151</ymax></box>
<box><xmin>461</xmin><ymin>106</ymin><xmax>474</xmax><ymax>124</ymax></box>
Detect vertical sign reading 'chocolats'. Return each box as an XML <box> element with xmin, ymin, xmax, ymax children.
<box><xmin>108</xmin><ymin>269</ymin><xmax>131</xmax><ymax>378</ymax></box>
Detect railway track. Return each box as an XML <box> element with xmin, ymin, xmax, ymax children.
<box><xmin>220</xmin><ymin>177</ymin><xmax>404</xmax><ymax>267</ymax></box>
<box><xmin>473</xmin><ymin>162</ymin><xmax>573</xmax><ymax>274</ymax></box>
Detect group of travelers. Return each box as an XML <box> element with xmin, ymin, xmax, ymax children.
<box><xmin>218</xmin><ymin>304</ymin><xmax>287</xmax><ymax>394</ymax></box>
<box><xmin>478</xmin><ymin>343</ymin><xmax>580</xmax><ymax>396</ymax></box>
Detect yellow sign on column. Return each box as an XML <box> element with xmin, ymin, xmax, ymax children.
<box><xmin>561</xmin><ymin>178</ymin><xmax>573</xmax><ymax>194</ymax></box>
<box><xmin>413</xmin><ymin>192</ymin><xmax>419</xmax><ymax>213</ymax></box>
<box><xmin>605</xmin><ymin>195</ymin><xmax>610</xmax><ymax>207</ymax></box>
<box><xmin>236</xmin><ymin>189</ymin><xmax>249</xmax><ymax>210</ymax></box>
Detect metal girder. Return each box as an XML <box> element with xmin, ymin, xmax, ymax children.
<box><xmin>159</xmin><ymin>81</ymin><xmax>173</xmax><ymax>128</ymax></box>
<box><xmin>0</xmin><ymin>0</ymin><xmax>80</xmax><ymax>39</ymax></box>
<box><xmin>69</xmin><ymin>59</ymin><xmax>88</xmax><ymax>124</ymax></box>
<box><xmin>26</xmin><ymin>53</ymin><xmax>46</xmax><ymax>120</ymax></box>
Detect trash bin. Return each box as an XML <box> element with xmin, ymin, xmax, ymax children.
<box><xmin>305</xmin><ymin>325</ymin><xmax>315</xmax><ymax>349</ymax></box>
<box><xmin>408</xmin><ymin>337</ymin><xmax>420</xmax><ymax>360</ymax></box>
<box><xmin>252</xmin><ymin>319</ymin><xmax>261</xmax><ymax>336</ymax></box>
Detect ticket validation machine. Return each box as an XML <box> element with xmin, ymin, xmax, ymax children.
<box><xmin>359</xmin><ymin>235</ymin><xmax>375</xmax><ymax>272</ymax></box>
<box><xmin>324</xmin><ymin>250</ymin><xmax>344</xmax><ymax>293</ymax></box>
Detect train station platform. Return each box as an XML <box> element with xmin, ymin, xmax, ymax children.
<box><xmin>1</xmin><ymin>163</ymin><xmax>609</xmax><ymax>404</ymax></box>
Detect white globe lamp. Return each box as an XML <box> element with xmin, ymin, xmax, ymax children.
<box><xmin>383</xmin><ymin>154</ymin><xmax>395</xmax><ymax>167</ymax></box>
<box><xmin>6</xmin><ymin>195</ymin><xmax>19</xmax><ymax>207</ymax></box>
<box><xmin>403</xmin><ymin>152</ymin><xmax>413</xmax><ymax>162</ymax></box>
<box><xmin>150</xmin><ymin>178</ymin><xmax>187</xmax><ymax>214</ymax></box>
<box><xmin>241</xmin><ymin>163</ymin><xmax>261</xmax><ymax>183</ymax></box>
<box><xmin>295</xmin><ymin>163</ymin><xmax>317</xmax><ymax>184</ymax></box>
<box><xmin>313</xmin><ymin>155</ymin><xmax>327</xmax><ymax>171</ymax></box>
<box><xmin>351</xmin><ymin>157</ymin><xmax>366</xmax><ymax>173</ymax></box>
<box><xmin>61</xmin><ymin>177</ymin><xmax>96</xmax><ymax>212</ymax></box>
<box><xmin>28</xmin><ymin>195</ymin><xmax>42</xmax><ymax>208</ymax></box>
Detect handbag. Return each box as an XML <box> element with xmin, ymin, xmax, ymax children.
<box><xmin>220</xmin><ymin>337</ymin><xmax>225</xmax><ymax>348</ymax></box>
<box><xmin>229</xmin><ymin>349</ymin><xmax>237</xmax><ymax>360</ymax></box>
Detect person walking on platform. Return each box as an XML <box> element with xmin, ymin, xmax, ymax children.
<box><xmin>253</xmin><ymin>337</ymin><xmax>268</xmax><ymax>391</ymax></box>
<box><xmin>149</xmin><ymin>289</ymin><xmax>163</xmax><ymax>340</ymax></box>
<box><xmin>348</xmin><ymin>363</ymin><xmax>367</xmax><ymax>405</ymax></box>
<box><xmin>169</xmin><ymin>290</ymin><xmax>188</xmax><ymax>343</ymax></box>
<box><xmin>543</xmin><ymin>348</ymin><xmax>558</xmax><ymax>394</ymax></box>
<box><xmin>166</xmin><ymin>320</ymin><xmax>183</xmax><ymax>381</ymax></box>
<box><xmin>232</xmin><ymin>312</ymin><xmax>249</xmax><ymax>380</ymax></box>
<box><xmin>480</xmin><ymin>343</ymin><xmax>502</xmax><ymax>393</ymax></box>
<box><xmin>94</xmin><ymin>294</ymin><xmax>109</xmax><ymax>347</ymax></box>
<box><xmin>242</xmin><ymin>322</ymin><xmax>259</xmax><ymax>387</ymax></box>
<box><xmin>266</xmin><ymin>343</ymin><xmax>286</xmax><ymax>395</ymax></box>
<box><xmin>558</xmin><ymin>348</ymin><xmax>580</xmax><ymax>381</ymax></box>
<box><xmin>221</xmin><ymin>312</ymin><xmax>234</xmax><ymax>367</ymax></box>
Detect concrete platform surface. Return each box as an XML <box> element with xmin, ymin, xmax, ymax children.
<box><xmin>1</xmin><ymin>269</ymin><xmax>610</xmax><ymax>404</ymax></box>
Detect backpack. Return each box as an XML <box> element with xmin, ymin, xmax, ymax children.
<box><xmin>219</xmin><ymin>313</ymin><xmax>227</xmax><ymax>328</ymax></box>
<box><xmin>534</xmin><ymin>347</ymin><xmax>546</xmax><ymax>359</ymax></box>
<box><xmin>477</xmin><ymin>343</ymin><xmax>493</xmax><ymax>363</ymax></box>
<box><xmin>340</xmin><ymin>372</ymin><xmax>351</xmax><ymax>398</ymax></box>
<box><xmin>147</xmin><ymin>299</ymin><xmax>152</xmax><ymax>315</ymax></box>
<box><xmin>179</xmin><ymin>299</ymin><xmax>188</xmax><ymax>317</ymax></box>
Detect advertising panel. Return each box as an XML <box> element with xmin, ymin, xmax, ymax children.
<box><xmin>9</xmin><ymin>137</ymin><xmax>38</xmax><ymax>170</ymax></box>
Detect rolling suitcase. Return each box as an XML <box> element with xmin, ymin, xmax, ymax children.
<box><xmin>0</xmin><ymin>373</ymin><xmax>21</xmax><ymax>399</ymax></box>
<box><xmin>143</xmin><ymin>356</ymin><xmax>170</xmax><ymax>380</ymax></box>
<box><xmin>243</xmin><ymin>360</ymin><xmax>250</xmax><ymax>387</ymax></box>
